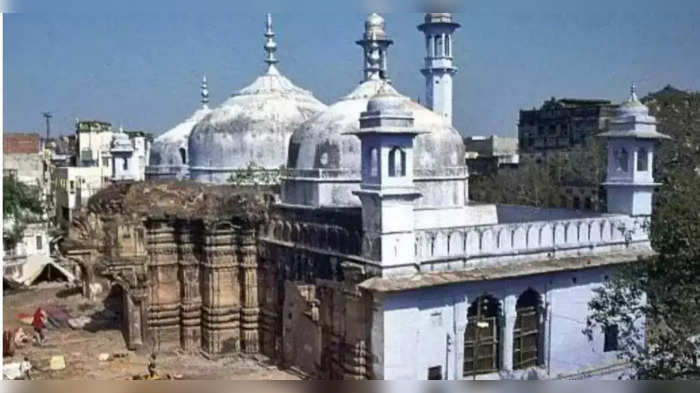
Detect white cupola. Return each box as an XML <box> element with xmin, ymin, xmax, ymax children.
<box><xmin>600</xmin><ymin>84</ymin><xmax>670</xmax><ymax>216</ymax></box>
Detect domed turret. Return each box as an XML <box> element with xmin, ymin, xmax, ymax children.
<box><xmin>187</xmin><ymin>14</ymin><xmax>326</xmax><ymax>184</ymax></box>
<box><xmin>365</xmin><ymin>13</ymin><xmax>387</xmax><ymax>39</ymax></box>
<box><xmin>617</xmin><ymin>83</ymin><xmax>650</xmax><ymax>117</ymax></box>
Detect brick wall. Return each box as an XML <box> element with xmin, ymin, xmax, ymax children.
<box><xmin>4</xmin><ymin>133</ymin><xmax>40</xmax><ymax>154</ymax></box>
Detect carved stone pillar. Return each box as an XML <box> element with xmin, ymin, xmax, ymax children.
<box><xmin>342</xmin><ymin>340</ymin><xmax>368</xmax><ymax>380</ymax></box>
<box><xmin>180</xmin><ymin>258</ymin><xmax>201</xmax><ymax>352</ymax></box>
<box><xmin>201</xmin><ymin>222</ymin><xmax>240</xmax><ymax>357</ymax></box>
<box><xmin>239</xmin><ymin>227</ymin><xmax>260</xmax><ymax>354</ymax></box>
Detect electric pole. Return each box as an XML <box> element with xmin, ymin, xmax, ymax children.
<box><xmin>42</xmin><ymin>112</ymin><xmax>52</xmax><ymax>141</ymax></box>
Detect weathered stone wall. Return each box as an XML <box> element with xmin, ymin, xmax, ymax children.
<box><xmin>63</xmin><ymin>181</ymin><xmax>376</xmax><ymax>378</ymax></box>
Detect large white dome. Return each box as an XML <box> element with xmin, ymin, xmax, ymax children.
<box><xmin>187</xmin><ymin>66</ymin><xmax>327</xmax><ymax>184</ymax></box>
<box><xmin>283</xmin><ymin>79</ymin><xmax>467</xmax><ymax>208</ymax></box>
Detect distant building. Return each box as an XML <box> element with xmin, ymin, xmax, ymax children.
<box><xmin>111</xmin><ymin>130</ymin><xmax>151</xmax><ymax>182</ymax></box>
<box><xmin>52</xmin><ymin>122</ymin><xmax>151</xmax><ymax>232</ymax></box>
<box><xmin>463</xmin><ymin>136</ymin><xmax>519</xmax><ymax>177</ymax></box>
<box><xmin>3</xmin><ymin>133</ymin><xmax>43</xmax><ymax>186</ymax></box>
<box><xmin>54</xmin><ymin>166</ymin><xmax>103</xmax><ymax>231</ymax></box>
<box><xmin>518</xmin><ymin>98</ymin><xmax>618</xmax><ymax>155</ymax></box>
<box><xmin>3</xmin><ymin>221</ymin><xmax>51</xmax><ymax>282</ymax></box>
<box><xmin>76</xmin><ymin>120</ymin><xmax>116</xmax><ymax>186</ymax></box>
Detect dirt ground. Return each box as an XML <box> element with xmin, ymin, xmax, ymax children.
<box><xmin>3</xmin><ymin>284</ymin><xmax>298</xmax><ymax>380</ymax></box>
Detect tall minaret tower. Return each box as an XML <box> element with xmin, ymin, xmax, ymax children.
<box><xmin>356</xmin><ymin>13</ymin><xmax>394</xmax><ymax>81</ymax></box>
<box><xmin>418</xmin><ymin>13</ymin><xmax>460</xmax><ymax>124</ymax></box>
<box><xmin>350</xmin><ymin>85</ymin><xmax>423</xmax><ymax>277</ymax></box>
<box><xmin>600</xmin><ymin>84</ymin><xmax>670</xmax><ymax>216</ymax></box>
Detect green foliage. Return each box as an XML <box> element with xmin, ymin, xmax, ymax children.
<box><xmin>3</xmin><ymin>176</ymin><xmax>43</xmax><ymax>218</ymax></box>
<box><xmin>3</xmin><ymin>176</ymin><xmax>44</xmax><ymax>248</ymax></box>
<box><xmin>227</xmin><ymin>162</ymin><xmax>281</xmax><ymax>187</ymax></box>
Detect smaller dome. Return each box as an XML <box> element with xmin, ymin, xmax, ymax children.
<box><xmin>366</xmin><ymin>13</ymin><xmax>385</xmax><ymax>29</ymax></box>
<box><xmin>618</xmin><ymin>84</ymin><xmax>649</xmax><ymax>117</ymax></box>
<box><xmin>366</xmin><ymin>84</ymin><xmax>406</xmax><ymax>113</ymax></box>
<box><xmin>364</xmin><ymin>13</ymin><xmax>387</xmax><ymax>39</ymax></box>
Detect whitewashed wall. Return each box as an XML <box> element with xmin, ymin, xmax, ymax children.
<box><xmin>375</xmin><ymin>266</ymin><xmax>640</xmax><ymax>380</ymax></box>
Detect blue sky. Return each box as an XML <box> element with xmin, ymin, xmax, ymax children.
<box><xmin>4</xmin><ymin>1</ymin><xmax>700</xmax><ymax>137</ymax></box>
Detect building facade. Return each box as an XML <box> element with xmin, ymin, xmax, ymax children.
<box><xmin>111</xmin><ymin>130</ymin><xmax>151</xmax><ymax>182</ymax></box>
<box><xmin>519</xmin><ymin>98</ymin><xmax>618</xmax><ymax>155</ymax></box>
<box><xmin>54</xmin><ymin>166</ymin><xmax>104</xmax><ymax>231</ymax></box>
<box><xmin>3</xmin><ymin>133</ymin><xmax>44</xmax><ymax>187</ymax></box>
<box><xmin>463</xmin><ymin>136</ymin><xmax>520</xmax><ymax>177</ymax></box>
<box><xmin>62</xmin><ymin>13</ymin><xmax>664</xmax><ymax>380</ymax></box>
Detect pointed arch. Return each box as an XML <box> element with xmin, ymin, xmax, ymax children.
<box><xmin>463</xmin><ymin>294</ymin><xmax>501</xmax><ymax>377</ymax></box>
<box><xmin>389</xmin><ymin>146</ymin><xmax>406</xmax><ymax>177</ymax></box>
<box><xmin>514</xmin><ymin>289</ymin><xmax>543</xmax><ymax>370</ymax></box>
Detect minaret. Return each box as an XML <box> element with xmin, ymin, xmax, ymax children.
<box><xmin>356</xmin><ymin>13</ymin><xmax>394</xmax><ymax>81</ymax></box>
<box><xmin>264</xmin><ymin>13</ymin><xmax>279</xmax><ymax>74</ymax></box>
<box><xmin>350</xmin><ymin>85</ymin><xmax>423</xmax><ymax>277</ymax></box>
<box><xmin>201</xmin><ymin>75</ymin><xmax>210</xmax><ymax>109</ymax></box>
<box><xmin>600</xmin><ymin>84</ymin><xmax>670</xmax><ymax>216</ymax></box>
<box><xmin>418</xmin><ymin>13</ymin><xmax>460</xmax><ymax>124</ymax></box>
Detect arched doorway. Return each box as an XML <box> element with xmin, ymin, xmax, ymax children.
<box><xmin>463</xmin><ymin>295</ymin><xmax>500</xmax><ymax>378</ymax></box>
<box><xmin>513</xmin><ymin>289</ymin><xmax>543</xmax><ymax>370</ymax></box>
<box><xmin>103</xmin><ymin>284</ymin><xmax>128</xmax><ymax>345</ymax></box>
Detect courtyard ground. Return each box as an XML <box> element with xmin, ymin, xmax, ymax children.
<box><xmin>3</xmin><ymin>283</ymin><xmax>298</xmax><ymax>380</ymax></box>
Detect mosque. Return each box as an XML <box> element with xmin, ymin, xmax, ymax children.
<box><xmin>69</xmin><ymin>13</ymin><xmax>667</xmax><ymax>380</ymax></box>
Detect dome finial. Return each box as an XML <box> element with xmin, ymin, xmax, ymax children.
<box><xmin>201</xmin><ymin>75</ymin><xmax>210</xmax><ymax>107</ymax></box>
<box><xmin>366</xmin><ymin>30</ymin><xmax>382</xmax><ymax>81</ymax></box>
<box><xmin>357</xmin><ymin>12</ymin><xmax>393</xmax><ymax>82</ymax></box>
<box><xmin>264</xmin><ymin>13</ymin><xmax>278</xmax><ymax>72</ymax></box>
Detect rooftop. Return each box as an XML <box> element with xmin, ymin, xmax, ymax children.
<box><xmin>360</xmin><ymin>250</ymin><xmax>655</xmax><ymax>293</ymax></box>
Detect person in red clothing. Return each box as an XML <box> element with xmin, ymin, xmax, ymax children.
<box><xmin>32</xmin><ymin>308</ymin><xmax>47</xmax><ymax>346</ymax></box>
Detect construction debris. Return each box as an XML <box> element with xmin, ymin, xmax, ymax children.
<box><xmin>3</xmin><ymin>362</ymin><xmax>22</xmax><ymax>380</ymax></box>
<box><xmin>68</xmin><ymin>316</ymin><xmax>92</xmax><ymax>329</ymax></box>
<box><xmin>49</xmin><ymin>356</ymin><xmax>66</xmax><ymax>370</ymax></box>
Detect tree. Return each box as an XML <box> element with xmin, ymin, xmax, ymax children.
<box><xmin>585</xmin><ymin>168</ymin><xmax>700</xmax><ymax>379</ymax></box>
<box><xmin>471</xmin><ymin>137</ymin><xmax>606</xmax><ymax>207</ymax></box>
<box><xmin>228</xmin><ymin>162</ymin><xmax>281</xmax><ymax>187</ymax></box>
<box><xmin>3</xmin><ymin>176</ymin><xmax>44</xmax><ymax>248</ymax></box>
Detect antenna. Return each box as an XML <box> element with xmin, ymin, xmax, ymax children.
<box><xmin>42</xmin><ymin>112</ymin><xmax>52</xmax><ymax>140</ymax></box>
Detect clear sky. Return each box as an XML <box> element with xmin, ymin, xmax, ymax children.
<box><xmin>4</xmin><ymin>0</ymin><xmax>700</xmax><ymax>138</ymax></box>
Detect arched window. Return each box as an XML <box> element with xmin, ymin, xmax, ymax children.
<box><xmin>615</xmin><ymin>148</ymin><xmax>629</xmax><ymax>172</ymax></box>
<box><xmin>389</xmin><ymin>147</ymin><xmax>406</xmax><ymax>177</ymax></box>
<box><xmin>464</xmin><ymin>295</ymin><xmax>500</xmax><ymax>377</ymax></box>
<box><xmin>370</xmin><ymin>148</ymin><xmax>379</xmax><ymax>177</ymax></box>
<box><xmin>513</xmin><ymin>289</ymin><xmax>542</xmax><ymax>370</ymax></box>
<box><xmin>637</xmin><ymin>148</ymin><xmax>648</xmax><ymax>172</ymax></box>
<box><xmin>179</xmin><ymin>147</ymin><xmax>187</xmax><ymax>165</ymax></box>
